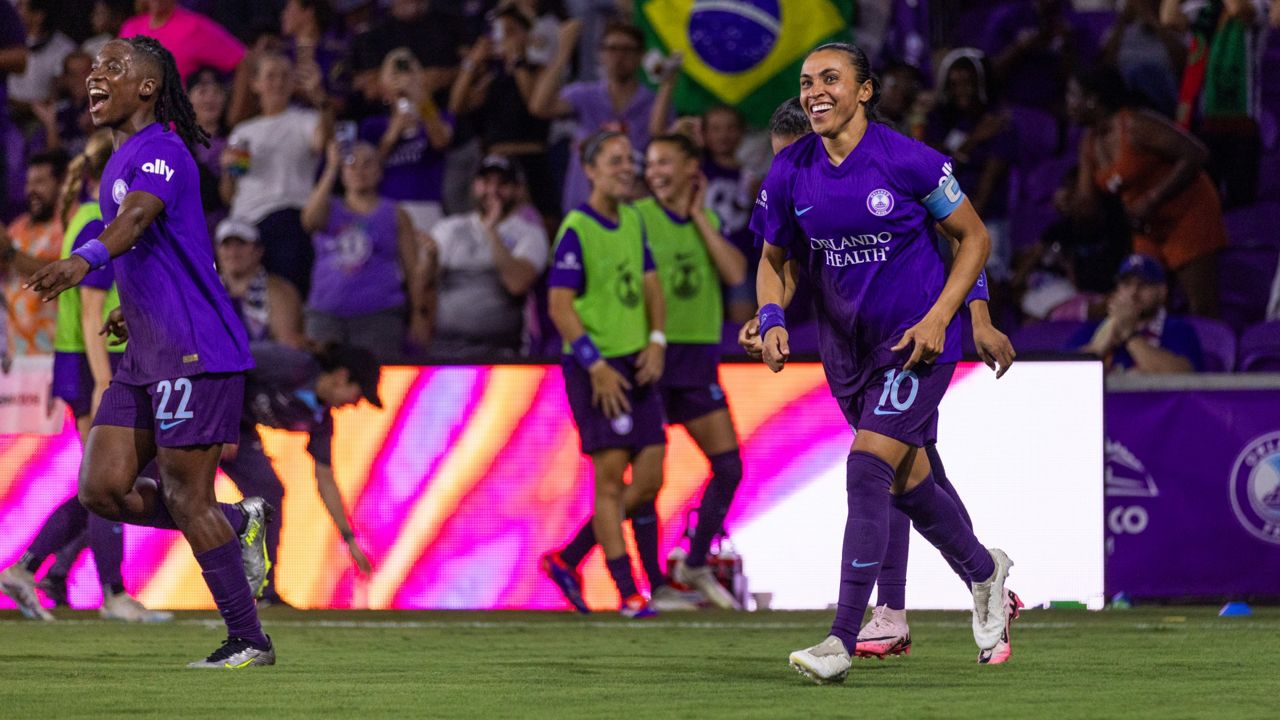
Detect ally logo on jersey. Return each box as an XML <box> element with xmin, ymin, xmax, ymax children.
<box><xmin>142</xmin><ymin>158</ymin><xmax>176</xmax><ymax>182</ymax></box>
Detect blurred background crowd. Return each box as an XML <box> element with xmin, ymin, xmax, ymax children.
<box><xmin>2</xmin><ymin>0</ymin><xmax>1279</xmax><ymax>372</ymax></box>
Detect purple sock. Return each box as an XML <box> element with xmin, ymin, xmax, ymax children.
<box><xmin>630</xmin><ymin>501</ymin><xmax>664</xmax><ymax>590</ymax></box>
<box><xmin>893</xmin><ymin>474</ymin><xmax>995</xmax><ymax>585</ymax></box>
<box><xmin>49</xmin><ymin>531</ymin><xmax>88</xmax><ymax>578</ymax></box>
<box><xmin>88</xmin><ymin>514</ymin><xmax>125</xmax><ymax>594</ymax></box>
<box><xmin>876</xmin><ymin>508</ymin><xmax>910</xmax><ymax>610</ymax></box>
<box><xmin>927</xmin><ymin>444</ymin><xmax>973</xmax><ymax>529</ymax></box>
<box><xmin>222</xmin><ymin>503</ymin><xmax>247</xmax><ymax>535</ymax></box>
<box><xmin>604</xmin><ymin>554</ymin><xmax>638</xmax><ymax>599</ymax></box>
<box><xmin>686</xmin><ymin>450</ymin><xmax>743</xmax><ymax>569</ymax></box>
<box><xmin>560</xmin><ymin>519</ymin><xmax>597</xmax><ymax>568</ymax></box>
<box><xmin>24</xmin><ymin>496</ymin><xmax>90</xmax><ymax>571</ymax></box>
<box><xmin>195</xmin><ymin>540</ymin><xmax>268</xmax><ymax>646</ymax></box>
<box><xmin>830</xmin><ymin>451</ymin><xmax>895</xmax><ymax>652</ymax></box>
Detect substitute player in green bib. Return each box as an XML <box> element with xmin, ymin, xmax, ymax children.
<box><xmin>542</xmin><ymin>130</ymin><xmax>668</xmax><ymax>618</ymax></box>
<box><xmin>639</xmin><ymin>133</ymin><xmax>748</xmax><ymax>609</ymax></box>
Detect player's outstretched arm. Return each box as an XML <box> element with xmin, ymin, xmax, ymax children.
<box><xmin>25</xmin><ymin>191</ymin><xmax>164</xmax><ymax>302</ymax></box>
<box><xmin>315</xmin><ymin>462</ymin><xmax>372</xmax><ymax>574</ymax></box>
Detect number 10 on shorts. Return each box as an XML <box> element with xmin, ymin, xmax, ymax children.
<box><xmin>875</xmin><ymin>369</ymin><xmax>919</xmax><ymax>416</ymax></box>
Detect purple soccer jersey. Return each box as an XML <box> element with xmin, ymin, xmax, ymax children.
<box><xmin>98</xmin><ymin>123</ymin><xmax>253</xmax><ymax>384</ymax></box>
<box><xmin>749</xmin><ymin>125</ymin><xmax>963</xmax><ymax>397</ymax></box>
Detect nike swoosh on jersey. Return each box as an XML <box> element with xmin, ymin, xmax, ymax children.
<box><xmin>872</xmin><ymin>407</ymin><xmax>902</xmax><ymax>416</ymax></box>
<box><xmin>795</xmin><ymin>206</ymin><xmax>814</xmax><ymax>216</ymax></box>
<box><xmin>159</xmin><ymin>419</ymin><xmax>189</xmax><ymax>430</ymax></box>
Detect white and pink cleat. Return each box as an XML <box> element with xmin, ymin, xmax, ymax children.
<box><xmin>978</xmin><ymin>589</ymin><xmax>1024</xmax><ymax>665</ymax></box>
<box><xmin>854</xmin><ymin>605</ymin><xmax>912</xmax><ymax>659</ymax></box>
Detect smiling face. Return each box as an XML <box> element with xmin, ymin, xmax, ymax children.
<box><xmin>472</xmin><ymin>171</ymin><xmax>520</xmax><ymax>214</ymax></box>
<box><xmin>799</xmin><ymin>49</ymin><xmax>872</xmax><ymax>138</ymax></box>
<box><xmin>584</xmin><ymin>135</ymin><xmax>636</xmax><ymax>202</ymax></box>
<box><xmin>644</xmin><ymin>140</ymin><xmax>696</xmax><ymax>207</ymax></box>
<box><xmin>87</xmin><ymin>41</ymin><xmax>157</xmax><ymax>129</ymax></box>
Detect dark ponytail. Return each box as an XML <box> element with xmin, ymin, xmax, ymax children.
<box><xmin>807</xmin><ymin>42</ymin><xmax>881</xmax><ymax>120</ymax></box>
<box><xmin>126</xmin><ymin>35</ymin><xmax>210</xmax><ymax>150</ymax></box>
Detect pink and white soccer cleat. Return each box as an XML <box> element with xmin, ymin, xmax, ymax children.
<box><xmin>978</xmin><ymin>589</ymin><xmax>1024</xmax><ymax>665</ymax></box>
<box><xmin>854</xmin><ymin>605</ymin><xmax>911</xmax><ymax>659</ymax></box>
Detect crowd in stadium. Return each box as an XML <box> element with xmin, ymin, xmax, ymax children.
<box><xmin>2</xmin><ymin>0</ymin><xmax>1279</xmax><ymax>373</ymax></box>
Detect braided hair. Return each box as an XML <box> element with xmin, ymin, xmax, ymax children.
<box><xmin>125</xmin><ymin>35</ymin><xmax>210</xmax><ymax>150</ymax></box>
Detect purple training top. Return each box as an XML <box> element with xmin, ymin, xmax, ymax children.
<box><xmin>99</xmin><ymin>122</ymin><xmax>253</xmax><ymax>384</ymax></box>
<box><xmin>749</xmin><ymin>124</ymin><xmax>963</xmax><ymax>397</ymax></box>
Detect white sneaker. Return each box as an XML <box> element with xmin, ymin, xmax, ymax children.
<box><xmin>971</xmin><ymin>548</ymin><xmax>1014</xmax><ymax>651</ymax></box>
<box><xmin>649</xmin><ymin>584</ymin><xmax>699</xmax><ymax>611</ymax></box>
<box><xmin>100</xmin><ymin>589</ymin><xmax>174</xmax><ymax>623</ymax></box>
<box><xmin>855</xmin><ymin>605</ymin><xmax>911</xmax><ymax>658</ymax></box>
<box><xmin>788</xmin><ymin>635</ymin><xmax>851</xmax><ymax>684</ymax></box>
<box><xmin>0</xmin><ymin>565</ymin><xmax>54</xmax><ymax>621</ymax></box>
<box><xmin>672</xmin><ymin>559</ymin><xmax>741</xmax><ymax>610</ymax></box>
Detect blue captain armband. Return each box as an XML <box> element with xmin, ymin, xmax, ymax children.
<box><xmin>923</xmin><ymin>174</ymin><xmax>965</xmax><ymax>221</ymax></box>
<box><xmin>570</xmin><ymin>334</ymin><xmax>603</xmax><ymax>370</ymax></box>
<box><xmin>72</xmin><ymin>239</ymin><xmax>110</xmax><ymax>270</ymax></box>
<box><xmin>965</xmin><ymin>269</ymin><xmax>990</xmax><ymax>305</ymax></box>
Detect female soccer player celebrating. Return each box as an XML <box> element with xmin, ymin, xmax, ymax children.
<box><xmin>638</xmin><ymin>134</ymin><xmax>747</xmax><ymax>608</ymax></box>
<box><xmin>750</xmin><ymin>44</ymin><xmax>1014</xmax><ymax>684</ymax></box>
<box><xmin>544</xmin><ymin>131</ymin><xmax>668</xmax><ymax>617</ymax></box>
<box><xmin>26</xmin><ymin>36</ymin><xmax>272</xmax><ymax>668</ymax></box>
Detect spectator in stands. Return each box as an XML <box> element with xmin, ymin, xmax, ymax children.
<box><xmin>350</xmin><ymin>0</ymin><xmax>465</xmax><ymax>112</ymax></box>
<box><xmin>448</xmin><ymin>8</ymin><xmax>556</xmax><ymax>222</ymax></box>
<box><xmin>280</xmin><ymin>0</ymin><xmax>352</xmax><ymax>114</ymax></box>
<box><xmin>983</xmin><ymin>0</ymin><xmax>1088</xmax><ymax>119</ymax></box>
<box><xmin>83</xmin><ymin>0</ymin><xmax>132</xmax><ymax>59</ymax></box>
<box><xmin>117</xmin><ymin>0</ymin><xmax>245</xmax><ymax>80</ymax></box>
<box><xmin>1013</xmin><ymin>166</ymin><xmax>1131</xmax><ymax>321</ymax></box>
<box><xmin>425</xmin><ymin>156</ymin><xmax>548</xmax><ymax>361</ymax></box>
<box><xmin>877</xmin><ymin>61</ymin><xmax>926</xmax><ymax>139</ymax></box>
<box><xmin>503</xmin><ymin>0</ymin><xmax>568</xmax><ymax>67</ymax></box>
<box><xmin>216</xmin><ymin>218</ymin><xmax>306</xmax><ymax>350</ymax></box>
<box><xmin>302</xmin><ymin>141</ymin><xmax>429</xmax><ymax>362</ymax></box>
<box><xmin>360</xmin><ymin>48</ymin><xmax>454</xmax><ymax>233</ymax></box>
<box><xmin>698</xmin><ymin>105</ymin><xmax>756</xmax><ymax>324</ymax></box>
<box><xmin>1160</xmin><ymin>0</ymin><xmax>1269</xmax><ymax>208</ymax></box>
<box><xmin>0</xmin><ymin>0</ymin><xmax>27</xmax><ymax>220</ymax></box>
<box><xmin>223</xmin><ymin>52</ymin><xmax>331</xmax><ymax>297</ymax></box>
<box><xmin>1069</xmin><ymin>65</ymin><xmax>1227</xmax><ymax>317</ymax></box>
<box><xmin>530</xmin><ymin>19</ymin><xmax>677</xmax><ymax>214</ymax></box>
<box><xmin>926</xmin><ymin>49</ymin><xmax>1015</xmax><ymax>283</ymax></box>
<box><xmin>188</xmin><ymin>67</ymin><xmax>231</xmax><ymax>231</ymax></box>
<box><xmin>1101</xmin><ymin>0</ymin><xmax>1184</xmax><ymax>117</ymax></box>
<box><xmin>1070</xmin><ymin>254</ymin><xmax>1203</xmax><ymax>373</ymax></box>
<box><xmin>32</xmin><ymin>51</ymin><xmax>92</xmax><ymax>156</ymax></box>
<box><xmin>8</xmin><ymin>0</ymin><xmax>76</xmax><ymax>114</ymax></box>
<box><xmin>0</xmin><ymin>150</ymin><xmax>66</xmax><ymax>356</ymax></box>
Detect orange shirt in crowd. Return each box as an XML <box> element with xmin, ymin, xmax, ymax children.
<box><xmin>3</xmin><ymin>215</ymin><xmax>63</xmax><ymax>356</ymax></box>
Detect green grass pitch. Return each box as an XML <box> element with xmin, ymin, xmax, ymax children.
<box><xmin>2</xmin><ymin>607</ymin><xmax>1275</xmax><ymax>718</ymax></box>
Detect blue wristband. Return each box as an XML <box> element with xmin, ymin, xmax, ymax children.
<box><xmin>570</xmin><ymin>334</ymin><xmax>602</xmax><ymax>370</ymax></box>
<box><xmin>72</xmin><ymin>239</ymin><xmax>110</xmax><ymax>271</ymax></box>
<box><xmin>758</xmin><ymin>303</ymin><xmax>786</xmax><ymax>340</ymax></box>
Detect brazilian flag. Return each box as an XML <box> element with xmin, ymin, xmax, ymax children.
<box><xmin>637</xmin><ymin>0</ymin><xmax>855</xmax><ymax>126</ymax></box>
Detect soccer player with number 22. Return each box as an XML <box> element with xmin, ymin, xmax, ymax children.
<box><xmin>749</xmin><ymin>43</ymin><xmax>1016</xmax><ymax>684</ymax></box>
<box><xmin>26</xmin><ymin>36</ymin><xmax>273</xmax><ymax>669</ymax></box>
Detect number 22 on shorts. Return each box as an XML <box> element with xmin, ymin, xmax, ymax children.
<box><xmin>156</xmin><ymin>378</ymin><xmax>194</xmax><ymax>429</ymax></box>
<box><xmin>873</xmin><ymin>369</ymin><xmax>918</xmax><ymax>416</ymax></box>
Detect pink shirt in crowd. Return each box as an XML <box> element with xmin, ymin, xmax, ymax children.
<box><xmin>118</xmin><ymin>7</ymin><xmax>245</xmax><ymax>78</ymax></box>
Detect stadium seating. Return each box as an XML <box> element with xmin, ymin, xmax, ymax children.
<box><xmin>1238</xmin><ymin>321</ymin><xmax>1280</xmax><ymax>372</ymax></box>
<box><xmin>1185</xmin><ymin>316</ymin><xmax>1236</xmax><ymax>372</ymax></box>
<box><xmin>1218</xmin><ymin>246</ymin><xmax>1280</xmax><ymax>331</ymax></box>
<box><xmin>1011</xmin><ymin>320</ymin><xmax>1088</xmax><ymax>354</ymax></box>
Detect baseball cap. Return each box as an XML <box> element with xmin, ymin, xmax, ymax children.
<box><xmin>215</xmin><ymin>218</ymin><xmax>259</xmax><ymax>245</ymax></box>
<box><xmin>477</xmin><ymin>154</ymin><xmax>522</xmax><ymax>183</ymax></box>
<box><xmin>328</xmin><ymin>344</ymin><xmax>383</xmax><ymax>408</ymax></box>
<box><xmin>1115</xmin><ymin>254</ymin><xmax>1165</xmax><ymax>284</ymax></box>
